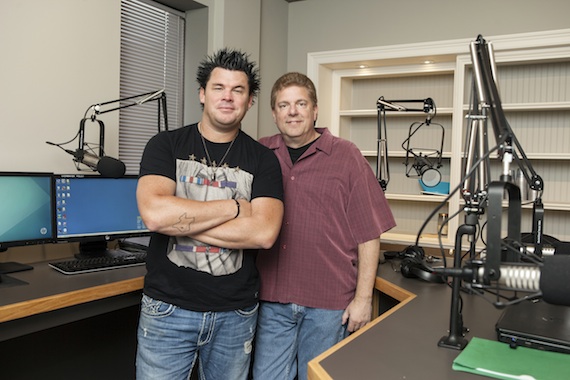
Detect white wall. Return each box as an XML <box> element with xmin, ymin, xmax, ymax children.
<box><xmin>0</xmin><ymin>0</ymin><xmax>121</xmax><ymax>173</ymax></box>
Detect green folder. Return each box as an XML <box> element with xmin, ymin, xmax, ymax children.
<box><xmin>452</xmin><ymin>337</ymin><xmax>570</xmax><ymax>379</ymax></box>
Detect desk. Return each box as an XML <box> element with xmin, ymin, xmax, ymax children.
<box><xmin>309</xmin><ymin>264</ymin><xmax>504</xmax><ymax>379</ymax></box>
<box><xmin>0</xmin><ymin>258</ymin><xmax>145</xmax><ymax>342</ymax></box>
<box><xmin>0</xmin><ymin>258</ymin><xmax>145</xmax><ymax>379</ymax></box>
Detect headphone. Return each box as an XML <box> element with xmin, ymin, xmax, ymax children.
<box><xmin>385</xmin><ymin>245</ymin><xmax>445</xmax><ymax>284</ymax></box>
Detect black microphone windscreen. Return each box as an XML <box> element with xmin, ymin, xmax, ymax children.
<box><xmin>540</xmin><ymin>255</ymin><xmax>570</xmax><ymax>306</ymax></box>
<box><xmin>97</xmin><ymin>156</ymin><xmax>126</xmax><ymax>178</ymax></box>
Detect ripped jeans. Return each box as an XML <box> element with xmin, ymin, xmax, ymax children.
<box><xmin>136</xmin><ymin>293</ymin><xmax>258</xmax><ymax>380</ymax></box>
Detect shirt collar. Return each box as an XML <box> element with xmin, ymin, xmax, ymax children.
<box><xmin>267</xmin><ymin>127</ymin><xmax>333</xmax><ymax>156</ymax></box>
<box><xmin>312</xmin><ymin>128</ymin><xmax>333</xmax><ymax>156</ymax></box>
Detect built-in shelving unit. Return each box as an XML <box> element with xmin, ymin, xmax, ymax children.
<box><xmin>308</xmin><ymin>29</ymin><xmax>570</xmax><ymax>250</ymax></box>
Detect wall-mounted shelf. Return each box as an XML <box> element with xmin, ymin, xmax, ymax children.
<box><xmin>308</xmin><ymin>29</ymin><xmax>570</xmax><ymax>249</ymax></box>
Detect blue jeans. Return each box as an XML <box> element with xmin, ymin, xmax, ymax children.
<box><xmin>136</xmin><ymin>294</ymin><xmax>258</xmax><ymax>380</ymax></box>
<box><xmin>252</xmin><ymin>302</ymin><xmax>348</xmax><ymax>380</ymax></box>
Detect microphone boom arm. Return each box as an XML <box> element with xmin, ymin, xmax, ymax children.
<box><xmin>471</xmin><ymin>36</ymin><xmax>545</xmax><ymax>261</ymax></box>
<box><xmin>47</xmin><ymin>89</ymin><xmax>167</xmax><ymax>176</ymax></box>
<box><xmin>376</xmin><ymin>97</ymin><xmax>438</xmax><ymax>190</ymax></box>
<box><xmin>437</xmin><ymin>35</ymin><xmax>548</xmax><ymax>351</ymax></box>
<box><xmin>87</xmin><ymin>89</ymin><xmax>169</xmax><ymax>133</ymax></box>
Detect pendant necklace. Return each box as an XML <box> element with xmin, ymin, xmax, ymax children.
<box><xmin>198</xmin><ymin>123</ymin><xmax>237</xmax><ymax>181</ymax></box>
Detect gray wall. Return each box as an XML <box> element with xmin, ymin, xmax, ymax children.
<box><xmin>258</xmin><ymin>0</ymin><xmax>290</xmax><ymax>138</ymax></box>
<box><xmin>284</xmin><ymin>0</ymin><xmax>570</xmax><ymax>74</ymax></box>
<box><xmin>185</xmin><ymin>0</ymin><xmax>288</xmax><ymax>139</ymax></box>
<box><xmin>258</xmin><ymin>0</ymin><xmax>570</xmax><ymax>137</ymax></box>
<box><xmin>184</xmin><ymin>6</ymin><xmax>209</xmax><ymax>126</ymax></box>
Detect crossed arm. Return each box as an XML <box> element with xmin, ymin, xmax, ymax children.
<box><xmin>136</xmin><ymin>174</ymin><xmax>284</xmax><ymax>250</ymax></box>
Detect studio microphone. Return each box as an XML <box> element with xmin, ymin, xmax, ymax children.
<box><xmin>415</xmin><ymin>156</ymin><xmax>441</xmax><ymax>188</ymax></box>
<box><xmin>434</xmin><ymin>255</ymin><xmax>570</xmax><ymax>306</ymax></box>
<box><xmin>420</xmin><ymin>166</ymin><xmax>442</xmax><ymax>188</ymax></box>
<box><xmin>64</xmin><ymin>148</ymin><xmax>126</xmax><ymax>178</ymax></box>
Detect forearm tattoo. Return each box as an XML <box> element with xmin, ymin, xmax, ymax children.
<box><xmin>172</xmin><ymin>213</ymin><xmax>195</xmax><ymax>233</ymax></box>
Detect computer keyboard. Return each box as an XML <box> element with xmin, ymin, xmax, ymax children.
<box><xmin>49</xmin><ymin>253</ymin><xmax>146</xmax><ymax>275</ymax></box>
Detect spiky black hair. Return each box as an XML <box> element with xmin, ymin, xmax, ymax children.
<box><xmin>196</xmin><ymin>48</ymin><xmax>260</xmax><ymax>102</ymax></box>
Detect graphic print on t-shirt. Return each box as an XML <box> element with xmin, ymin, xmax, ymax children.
<box><xmin>166</xmin><ymin>157</ymin><xmax>252</xmax><ymax>276</ymax></box>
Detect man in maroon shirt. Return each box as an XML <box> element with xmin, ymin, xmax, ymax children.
<box><xmin>253</xmin><ymin>72</ymin><xmax>396</xmax><ymax>380</ymax></box>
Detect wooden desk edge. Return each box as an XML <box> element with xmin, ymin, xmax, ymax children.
<box><xmin>307</xmin><ymin>277</ymin><xmax>416</xmax><ymax>380</ymax></box>
<box><xmin>0</xmin><ymin>276</ymin><xmax>144</xmax><ymax>323</ymax></box>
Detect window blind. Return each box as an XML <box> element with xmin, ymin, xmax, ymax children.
<box><xmin>120</xmin><ymin>0</ymin><xmax>185</xmax><ymax>175</ymax></box>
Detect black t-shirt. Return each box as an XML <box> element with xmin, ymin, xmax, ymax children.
<box><xmin>139</xmin><ymin>123</ymin><xmax>283</xmax><ymax>312</ymax></box>
<box><xmin>287</xmin><ymin>137</ymin><xmax>320</xmax><ymax>163</ymax></box>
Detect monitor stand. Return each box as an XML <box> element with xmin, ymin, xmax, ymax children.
<box><xmin>74</xmin><ymin>240</ymin><xmax>111</xmax><ymax>259</ymax></box>
<box><xmin>0</xmin><ymin>273</ymin><xmax>29</xmax><ymax>287</ymax></box>
<box><xmin>0</xmin><ymin>261</ymin><xmax>32</xmax><ymax>287</ymax></box>
<box><xmin>0</xmin><ymin>261</ymin><xmax>34</xmax><ymax>274</ymax></box>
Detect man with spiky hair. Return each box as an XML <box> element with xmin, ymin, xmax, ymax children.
<box><xmin>135</xmin><ymin>48</ymin><xmax>284</xmax><ymax>380</ymax></box>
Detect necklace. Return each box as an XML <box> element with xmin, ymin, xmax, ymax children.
<box><xmin>198</xmin><ymin>123</ymin><xmax>238</xmax><ymax>180</ymax></box>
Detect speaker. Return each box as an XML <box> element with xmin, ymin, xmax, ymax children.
<box><xmin>393</xmin><ymin>245</ymin><xmax>445</xmax><ymax>284</ymax></box>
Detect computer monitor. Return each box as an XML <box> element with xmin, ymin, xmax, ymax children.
<box><xmin>0</xmin><ymin>172</ymin><xmax>55</xmax><ymax>283</ymax></box>
<box><xmin>54</xmin><ymin>174</ymin><xmax>149</xmax><ymax>258</ymax></box>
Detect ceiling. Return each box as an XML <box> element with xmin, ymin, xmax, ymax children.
<box><xmin>155</xmin><ymin>0</ymin><xmax>303</xmax><ymax>12</ymax></box>
<box><xmin>154</xmin><ymin>0</ymin><xmax>205</xmax><ymax>12</ymax></box>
